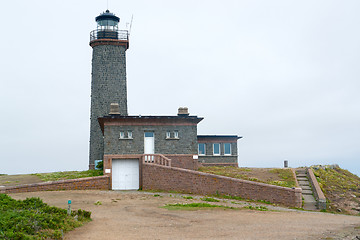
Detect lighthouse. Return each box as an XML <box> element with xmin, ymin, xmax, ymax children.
<box><xmin>89</xmin><ymin>10</ymin><xmax>129</xmax><ymax>169</ymax></box>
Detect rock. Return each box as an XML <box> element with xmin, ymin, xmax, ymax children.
<box><xmin>337</xmin><ymin>208</ymin><xmax>342</xmax><ymax>212</ymax></box>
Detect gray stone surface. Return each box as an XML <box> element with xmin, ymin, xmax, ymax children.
<box><xmin>104</xmin><ymin>124</ymin><xmax>198</xmax><ymax>155</ymax></box>
<box><xmin>198</xmin><ymin>142</ymin><xmax>238</xmax><ymax>164</ymax></box>
<box><xmin>89</xmin><ymin>44</ymin><xmax>128</xmax><ymax>166</ymax></box>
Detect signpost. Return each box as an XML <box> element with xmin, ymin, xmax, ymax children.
<box><xmin>67</xmin><ymin>200</ymin><xmax>72</xmax><ymax>215</ymax></box>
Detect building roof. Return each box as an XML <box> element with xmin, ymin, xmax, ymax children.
<box><xmin>197</xmin><ymin>135</ymin><xmax>242</xmax><ymax>141</ymax></box>
<box><xmin>98</xmin><ymin>115</ymin><xmax>204</xmax><ymax>134</ymax></box>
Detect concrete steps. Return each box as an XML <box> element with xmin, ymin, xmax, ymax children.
<box><xmin>296</xmin><ymin>168</ymin><xmax>317</xmax><ymax>211</ymax></box>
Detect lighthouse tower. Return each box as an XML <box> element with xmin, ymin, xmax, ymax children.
<box><xmin>89</xmin><ymin>10</ymin><xmax>129</xmax><ymax>169</ymax></box>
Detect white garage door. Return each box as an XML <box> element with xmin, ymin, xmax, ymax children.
<box><xmin>112</xmin><ymin>159</ymin><xmax>139</xmax><ymax>190</ymax></box>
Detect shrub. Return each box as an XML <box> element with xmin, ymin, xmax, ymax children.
<box><xmin>0</xmin><ymin>194</ymin><xmax>91</xmax><ymax>239</ymax></box>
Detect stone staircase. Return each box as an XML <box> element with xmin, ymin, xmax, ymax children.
<box><xmin>296</xmin><ymin>168</ymin><xmax>317</xmax><ymax>210</ymax></box>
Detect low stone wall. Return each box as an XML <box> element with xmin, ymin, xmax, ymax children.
<box><xmin>0</xmin><ymin>176</ymin><xmax>110</xmax><ymax>194</ymax></box>
<box><xmin>307</xmin><ymin>168</ymin><xmax>326</xmax><ymax>210</ymax></box>
<box><xmin>142</xmin><ymin>164</ymin><xmax>302</xmax><ymax>208</ymax></box>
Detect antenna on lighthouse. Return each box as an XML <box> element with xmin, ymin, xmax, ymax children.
<box><xmin>128</xmin><ymin>14</ymin><xmax>134</xmax><ymax>36</ymax></box>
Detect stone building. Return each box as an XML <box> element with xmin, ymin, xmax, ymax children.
<box><xmin>88</xmin><ymin>10</ymin><xmax>241</xmax><ymax>189</ymax></box>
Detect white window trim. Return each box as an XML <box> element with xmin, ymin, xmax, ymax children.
<box><xmin>198</xmin><ymin>143</ymin><xmax>206</xmax><ymax>156</ymax></box>
<box><xmin>127</xmin><ymin>131</ymin><xmax>133</xmax><ymax>139</ymax></box>
<box><xmin>119</xmin><ymin>131</ymin><xmax>125</xmax><ymax>139</ymax></box>
<box><xmin>213</xmin><ymin>143</ymin><xmax>220</xmax><ymax>156</ymax></box>
<box><xmin>174</xmin><ymin>130</ymin><xmax>179</xmax><ymax>139</ymax></box>
<box><xmin>166</xmin><ymin>131</ymin><xmax>171</xmax><ymax>139</ymax></box>
<box><xmin>224</xmin><ymin>143</ymin><xmax>231</xmax><ymax>156</ymax></box>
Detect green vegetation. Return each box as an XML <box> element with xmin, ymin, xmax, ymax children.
<box><xmin>33</xmin><ymin>170</ymin><xmax>103</xmax><ymax>182</ymax></box>
<box><xmin>153</xmin><ymin>194</ymin><xmax>161</xmax><ymax>197</ymax></box>
<box><xmin>198</xmin><ymin>166</ymin><xmax>296</xmax><ymax>188</ymax></box>
<box><xmin>182</xmin><ymin>196</ymin><xmax>193</xmax><ymax>199</ymax></box>
<box><xmin>162</xmin><ymin>203</ymin><xmax>237</xmax><ymax>210</ymax></box>
<box><xmin>201</xmin><ymin>197</ymin><xmax>220</xmax><ymax>202</ymax></box>
<box><xmin>268</xmin><ymin>168</ymin><xmax>296</xmax><ymax>188</ymax></box>
<box><xmin>94</xmin><ymin>201</ymin><xmax>102</xmax><ymax>205</ymax></box>
<box><xmin>312</xmin><ymin>166</ymin><xmax>360</xmax><ymax>213</ymax></box>
<box><xmin>243</xmin><ymin>205</ymin><xmax>268</xmax><ymax>211</ymax></box>
<box><xmin>0</xmin><ymin>194</ymin><xmax>91</xmax><ymax>239</ymax></box>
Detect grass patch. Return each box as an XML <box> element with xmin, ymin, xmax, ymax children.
<box><xmin>243</xmin><ymin>205</ymin><xmax>269</xmax><ymax>211</ymax></box>
<box><xmin>0</xmin><ymin>194</ymin><xmax>91</xmax><ymax>239</ymax></box>
<box><xmin>312</xmin><ymin>166</ymin><xmax>360</xmax><ymax>213</ymax></box>
<box><xmin>153</xmin><ymin>194</ymin><xmax>161</xmax><ymax>197</ymax></box>
<box><xmin>201</xmin><ymin>197</ymin><xmax>220</xmax><ymax>202</ymax></box>
<box><xmin>198</xmin><ymin>166</ymin><xmax>296</xmax><ymax>188</ymax></box>
<box><xmin>162</xmin><ymin>203</ymin><xmax>236</xmax><ymax>210</ymax></box>
<box><xmin>182</xmin><ymin>196</ymin><xmax>193</xmax><ymax>199</ymax></box>
<box><xmin>33</xmin><ymin>170</ymin><xmax>103</xmax><ymax>182</ymax></box>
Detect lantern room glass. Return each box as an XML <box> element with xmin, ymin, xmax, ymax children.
<box><xmin>97</xmin><ymin>19</ymin><xmax>118</xmax><ymax>31</ymax></box>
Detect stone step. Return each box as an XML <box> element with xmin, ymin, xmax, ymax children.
<box><xmin>301</xmin><ymin>186</ymin><xmax>311</xmax><ymax>190</ymax></box>
<box><xmin>297</xmin><ymin>177</ymin><xmax>308</xmax><ymax>181</ymax></box>
<box><xmin>303</xmin><ymin>202</ymin><xmax>317</xmax><ymax>211</ymax></box>
<box><xmin>299</xmin><ymin>181</ymin><xmax>310</xmax><ymax>186</ymax></box>
<box><xmin>296</xmin><ymin>174</ymin><xmax>307</xmax><ymax>178</ymax></box>
<box><xmin>302</xmin><ymin>190</ymin><xmax>313</xmax><ymax>195</ymax></box>
<box><xmin>303</xmin><ymin>194</ymin><xmax>316</xmax><ymax>203</ymax></box>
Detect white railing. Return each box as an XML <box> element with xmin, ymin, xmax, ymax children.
<box><xmin>142</xmin><ymin>154</ymin><xmax>171</xmax><ymax>167</ymax></box>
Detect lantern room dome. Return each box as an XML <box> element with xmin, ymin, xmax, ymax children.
<box><xmin>95</xmin><ymin>10</ymin><xmax>120</xmax><ymax>23</ymax></box>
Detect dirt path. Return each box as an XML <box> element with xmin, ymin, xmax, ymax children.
<box><xmin>9</xmin><ymin>190</ymin><xmax>360</xmax><ymax>240</ymax></box>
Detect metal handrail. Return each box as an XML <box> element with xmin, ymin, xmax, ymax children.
<box><xmin>90</xmin><ymin>29</ymin><xmax>129</xmax><ymax>42</ymax></box>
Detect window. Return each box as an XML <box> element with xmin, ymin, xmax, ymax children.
<box><xmin>127</xmin><ymin>131</ymin><xmax>133</xmax><ymax>139</ymax></box>
<box><xmin>224</xmin><ymin>143</ymin><xmax>231</xmax><ymax>155</ymax></box>
<box><xmin>174</xmin><ymin>130</ymin><xmax>179</xmax><ymax>139</ymax></box>
<box><xmin>166</xmin><ymin>131</ymin><xmax>171</xmax><ymax>139</ymax></box>
<box><xmin>198</xmin><ymin>143</ymin><xmax>206</xmax><ymax>155</ymax></box>
<box><xmin>119</xmin><ymin>131</ymin><xmax>125</xmax><ymax>139</ymax></box>
<box><xmin>144</xmin><ymin>132</ymin><xmax>154</xmax><ymax>138</ymax></box>
<box><xmin>213</xmin><ymin>143</ymin><xmax>220</xmax><ymax>155</ymax></box>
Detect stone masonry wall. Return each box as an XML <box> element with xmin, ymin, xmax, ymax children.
<box><xmin>142</xmin><ymin>164</ymin><xmax>302</xmax><ymax>208</ymax></box>
<box><xmin>0</xmin><ymin>176</ymin><xmax>110</xmax><ymax>194</ymax></box>
<box><xmin>104</xmin><ymin>125</ymin><xmax>198</xmax><ymax>155</ymax></box>
<box><xmin>89</xmin><ymin>44</ymin><xmax>128</xmax><ymax>167</ymax></box>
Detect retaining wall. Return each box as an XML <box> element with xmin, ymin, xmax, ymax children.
<box><xmin>307</xmin><ymin>168</ymin><xmax>327</xmax><ymax>210</ymax></box>
<box><xmin>0</xmin><ymin>176</ymin><xmax>110</xmax><ymax>194</ymax></box>
<box><xmin>142</xmin><ymin>163</ymin><xmax>302</xmax><ymax>208</ymax></box>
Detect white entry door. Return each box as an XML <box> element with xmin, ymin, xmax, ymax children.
<box><xmin>144</xmin><ymin>132</ymin><xmax>155</xmax><ymax>154</ymax></box>
<box><xmin>112</xmin><ymin>159</ymin><xmax>139</xmax><ymax>190</ymax></box>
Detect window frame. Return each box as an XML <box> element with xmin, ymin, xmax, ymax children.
<box><xmin>213</xmin><ymin>143</ymin><xmax>220</xmax><ymax>155</ymax></box>
<box><xmin>166</xmin><ymin>131</ymin><xmax>171</xmax><ymax>139</ymax></box>
<box><xmin>127</xmin><ymin>131</ymin><xmax>133</xmax><ymax>139</ymax></box>
<box><xmin>198</xmin><ymin>143</ymin><xmax>206</xmax><ymax>155</ymax></box>
<box><xmin>224</xmin><ymin>143</ymin><xmax>231</xmax><ymax>155</ymax></box>
<box><xmin>119</xmin><ymin>131</ymin><xmax>125</xmax><ymax>139</ymax></box>
<box><xmin>174</xmin><ymin>130</ymin><xmax>179</xmax><ymax>139</ymax></box>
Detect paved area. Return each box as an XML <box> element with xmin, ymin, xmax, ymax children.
<box><xmin>9</xmin><ymin>190</ymin><xmax>360</xmax><ymax>240</ymax></box>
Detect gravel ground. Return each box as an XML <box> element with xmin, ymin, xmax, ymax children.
<box><xmin>9</xmin><ymin>190</ymin><xmax>360</xmax><ymax>240</ymax></box>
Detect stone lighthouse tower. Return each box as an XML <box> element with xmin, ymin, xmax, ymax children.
<box><xmin>89</xmin><ymin>10</ymin><xmax>129</xmax><ymax>169</ymax></box>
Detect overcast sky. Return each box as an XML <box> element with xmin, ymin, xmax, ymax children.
<box><xmin>1</xmin><ymin>0</ymin><xmax>359</xmax><ymax>176</ymax></box>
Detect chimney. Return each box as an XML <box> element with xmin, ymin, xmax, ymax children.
<box><xmin>109</xmin><ymin>103</ymin><xmax>120</xmax><ymax>115</ymax></box>
<box><xmin>178</xmin><ymin>107</ymin><xmax>189</xmax><ymax>116</ymax></box>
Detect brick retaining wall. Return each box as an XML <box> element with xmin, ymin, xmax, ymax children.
<box><xmin>0</xmin><ymin>176</ymin><xmax>110</xmax><ymax>194</ymax></box>
<box><xmin>142</xmin><ymin>164</ymin><xmax>302</xmax><ymax>208</ymax></box>
<box><xmin>164</xmin><ymin>154</ymin><xmax>200</xmax><ymax>170</ymax></box>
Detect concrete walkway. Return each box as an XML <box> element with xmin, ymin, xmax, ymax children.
<box><xmin>296</xmin><ymin>168</ymin><xmax>317</xmax><ymax>210</ymax></box>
